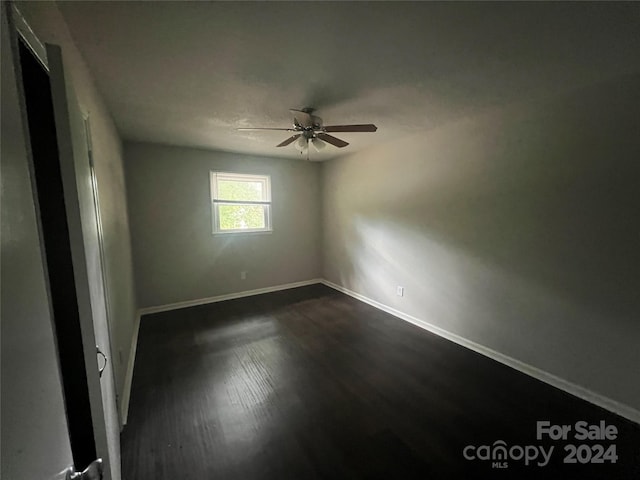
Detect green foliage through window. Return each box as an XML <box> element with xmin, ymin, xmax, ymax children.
<box><xmin>219</xmin><ymin>204</ymin><xmax>266</xmax><ymax>230</ymax></box>
<box><xmin>218</xmin><ymin>180</ymin><xmax>263</xmax><ymax>202</ymax></box>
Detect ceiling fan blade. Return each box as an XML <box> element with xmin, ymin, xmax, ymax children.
<box><xmin>276</xmin><ymin>134</ymin><xmax>301</xmax><ymax>147</ymax></box>
<box><xmin>290</xmin><ymin>109</ymin><xmax>314</xmax><ymax>128</ymax></box>
<box><xmin>237</xmin><ymin>127</ymin><xmax>296</xmax><ymax>131</ymax></box>
<box><xmin>317</xmin><ymin>133</ymin><xmax>349</xmax><ymax>148</ymax></box>
<box><xmin>323</xmin><ymin>124</ymin><xmax>378</xmax><ymax>133</ymax></box>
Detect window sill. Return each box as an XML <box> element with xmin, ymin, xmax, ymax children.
<box><xmin>212</xmin><ymin>229</ymin><xmax>273</xmax><ymax>237</ymax></box>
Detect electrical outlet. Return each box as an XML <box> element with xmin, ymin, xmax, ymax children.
<box><xmin>240</xmin><ymin>271</ymin><xmax>247</xmax><ymax>280</ymax></box>
<box><xmin>397</xmin><ymin>286</ymin><xmax>404</xmax><ymax>297</ymax></box>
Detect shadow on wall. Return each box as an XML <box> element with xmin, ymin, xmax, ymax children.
<box><xmin>324</xmin><ymin>72</ymin><xmax>640</xmax><ymax>407</ymax></box>
<box><xmin>336</xmin><ymin>72</ymin><xmax>640</xmax><ymax>321</ymax></box>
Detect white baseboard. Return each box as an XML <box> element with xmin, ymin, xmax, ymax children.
<box><xmin>138</xmin><ymin>278</ymin><xmax>323</xmax><ymax>316</ymax></box>
<box><xmin>321</xmin><ymin>279</ymin><xmax>640</xmax><ymax>425</ymax></box>
<box><xmin>120</xmin><ymin>310</ymin><xmax>141</xmax><ymax>426</ymax></box>
<box><xmin>121</xmin><ymin>277</ymin><xmax>640</xmax><ymax>426</ymax></box>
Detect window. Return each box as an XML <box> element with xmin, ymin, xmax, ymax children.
<box><xmin>210</xmin><ymin>172</ymin><xmax>272</xmax><ymax>234</ymax></box>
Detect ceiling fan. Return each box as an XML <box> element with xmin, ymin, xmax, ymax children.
<box><xmin>238</xmin><ymin>108</ymin><xmax>377</xmax><ymax>157</ymax></box>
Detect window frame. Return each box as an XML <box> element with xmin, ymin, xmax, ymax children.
<box><xmin>210</xmin><ymin>171</ymin><xmax>272</xmax><ymax>235</ymax></box>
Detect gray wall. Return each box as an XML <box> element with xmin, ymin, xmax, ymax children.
<box><xmin>322</xmin><ymin>73</ymin><xmax>640</xmax><ymax>413</ymax></box>
<box><xmin>19</xmin><ymin>2</ymin><xmax>138</xmax><ymax>408</ymax></box>
<box><xmin>125</xmin><ymin>142</ymin><xmax>322</xmax><ymax>308</ymax></box>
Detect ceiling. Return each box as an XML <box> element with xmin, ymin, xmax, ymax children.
<box><xmin>58</xmin><ymin>1</ymin><xmax>640</xmax><ymax>161</ymax></box>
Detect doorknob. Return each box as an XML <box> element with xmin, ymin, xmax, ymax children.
<box><xmin>96</xmin><ymin>346</ymin><xmax>107</xmax><ymax>378</ymax></box>
<box><xmin>66</xmin><ymin>458</ymin><xmax>103</xmax><ymax>479</ymax></box>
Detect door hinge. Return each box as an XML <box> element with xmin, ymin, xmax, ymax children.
<box><xmin>66</xmin><ymin>458</ymin><xmax>103</xmax><ymax>480</ymax></box>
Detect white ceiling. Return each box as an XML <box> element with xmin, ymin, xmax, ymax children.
<box><xmin>58</xmin><ymin>1</ymin><xmax>640</xmax><ymax>161</ymax></box>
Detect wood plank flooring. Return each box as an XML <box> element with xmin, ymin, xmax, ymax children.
<box><xmin>121</xmin><ymin>284</ymin><xmax>640</xmax><ymax>479</ymax></box>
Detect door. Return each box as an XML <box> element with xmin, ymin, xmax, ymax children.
<box><xmin>84</xmin><ymin>113</ymin><xmax>122</xmax><ymax>422</ymax></box>
<box><xmin>47</xmin><ymin>42</ymin><xmax>121</xmax><ymax>480</ymax></box>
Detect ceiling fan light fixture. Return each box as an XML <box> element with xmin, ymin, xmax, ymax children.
<box><xmin>311</xmin><ymin>137</ymin><xmax>326</xmax><ymax>152</ymax></box>
<box><xmin>296</xmin><ymin>136</ymin><xmax>308</xmax><ymax>151</ymax></box>
<box><xmin>238</xmin><ymin>108</ymin><xmax>377</xmax><ymax>155</ymax></box>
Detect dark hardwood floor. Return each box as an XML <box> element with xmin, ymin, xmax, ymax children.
<box><xmin>121</xmin><ymin>284</ymin><xmax>640</xmax><ymax>479</ymax></box>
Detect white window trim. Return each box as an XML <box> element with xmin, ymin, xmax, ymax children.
<box><xmin>210</xmin><ymin>171</ymin><xmax>273</xmax><ymax>235</ymax></box>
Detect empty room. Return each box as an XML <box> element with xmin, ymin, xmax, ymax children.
<box><xmin>2</xmin><ymin>1</ymin><xmax>640</xmax><ymax>479</ymax></box>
